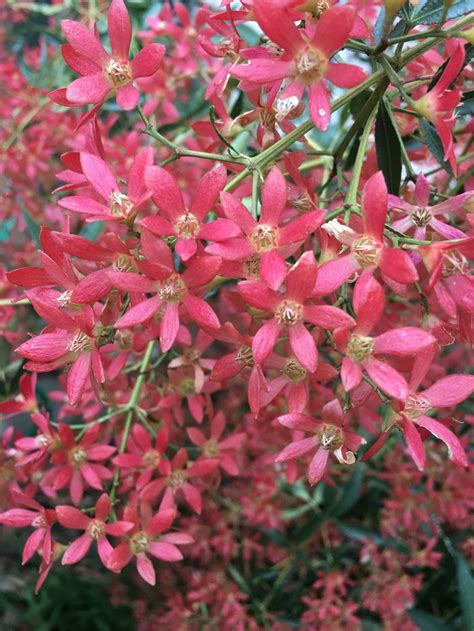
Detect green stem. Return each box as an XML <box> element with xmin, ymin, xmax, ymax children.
<box><xmin>345</xmin><ymin>105</ymin><xmax>379</xmax><ymax>207</ymax></box>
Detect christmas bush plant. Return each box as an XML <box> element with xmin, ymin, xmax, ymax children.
<box><xmin>0</xmin><ymin>0</ymin><xmax>473</xmax><ymax>627</ymax></box>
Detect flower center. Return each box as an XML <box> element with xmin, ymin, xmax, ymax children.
<box><xmin>403</xmin><ymin>395</ymin><xmax>431</xmax><ymax>419</ymax></box>
<box><xmin>243</xmin><ymin>253</ymin><xmax>261</xmax><ymax>279</ymax></box>
<box><xmin>318</xmin><ymin>423</ymin><xmax>343</xmax><ymax>450</ymax></box>
<box><xmin>87</xmin><ymin>519</ymin><xmax>105</xmax><ymax>540</ymax></box>
<box><xmin>347</xmin><ymin>335</ymin><xmax>374</xmax><ymax>363</ymax></box>
<box><xmin>412</xmin><ymin>207</ymin><xmax>432</xmax><ymax>227</ymax></box>
<box><xmin>179</xmin><ymin>378</ymin><xmax>195</xmax><ymax>396</ymax></box>
<box><xmin>110</xmin><ymin>191</ymin><xmax>134</xmax><ymax>218</ymax></box>
<box><xmin>130</xmin><ymin>531</ymin><xmax>149</xmax><ymax>555</ymax></box>
<box><xmin>69</xmin><ymin>446</ymin><xmax>88</xmax><ymax>465</ymax></box>
<box><xmin>442</xmin><ymin>251</ymin><xmax>468</xmax><ymax>277</ymax></box>
<box><xmin>250</xmin><ymin>224</ymin><xmax>279</xmax><ymax>253</ymax></box>
<box><xmin>351</xmin><ymin>235</ymin><xmax>382</xmax><ymax>267</ymax></box>
<box><xmin>175</xmin><ymin>212</ymin><xmax>200</xmax><ymax>238</ymax></box>
<box><xmin>274</xmin><ymin>96</ymin><xmax>300</xmax><ymax>122</ymax></box>
<box><xmin>283</xmin><ymin>358</ymin><xmax>307</xmax><ymax>382</ymax></box>
<box><xmin>183</xmin><ymin>348</ymin><xmax>201</xmax><ymax>363</ymax></box>
<box><xmin>68</xmin><ymin>332</ymin><xmax>91</xmax><ymax>354</ymax></box>
<box><xmin>236</xmin><ymin>345</ymin><xmax>254</xmax><ymax>366</ymax></box>
<box><xmin>57</xmin><ymin>290</ymin><xmax>73</xmax><ymax>307</ymax></box>
<box><xmin>295</xmin><ymin>46</ymin><xmax>327</xmax><ymax>84</ymax></box>
<box><xmin>32</xmin><ymin>514</ymin><xmax>48</xmax><ymax>529</ymax></box>
<box><xmin>166</xmin><ymin>470</ymin><xmax>186</xmax><ymax>490</ymax></box>
<box><xmin>275</xmin><ymin>300</ymin><xmax>303</xmax><ymax>326</ymax></box>
<box><xmin>113</xmin><ymin>254</ymin><xmax>136</xmax><ymax>272</ymax></box>
<box><xmin>143</xmin><ymin>449</ymin><xmax>161</xmax><ymax>468</ymax></box>
<box><xmin>291</xmin><ymin>192</ymin><xmax>312</xmax><ymax>213</ymax></box>
<box><xmin>105</xmin><ymin>59</ymin><xmax>132</xmax><ymax>88</ymax></box>
<box><xmin>158</xmin><ymin>273</ymin><xmax>187</xmax><ymax>302</ymax></box>
<box><xmin>203</xmin><ymin>439</ymin><xmax>219</xmax><ymax>458</ymax></box>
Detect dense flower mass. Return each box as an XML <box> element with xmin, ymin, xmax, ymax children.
<box><xmin>1</xmin><ymin>0</ymin><xmax>473</xmax><ymax>627</ymax></box>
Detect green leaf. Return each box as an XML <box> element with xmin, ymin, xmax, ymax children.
<box><xmin>409</xmin><ymin>609</ymin><xmax>450</xmax><ymax>631</ymax></box>
<box><xmin>331</xmin><ymin>463</ymin><xmax>365</xmax><ymax>517</ymax></box>
<box><xmin>375</xmin><ymin>100</ymin><xmax>402</xmax><ymax>194</ymax></box>
<box><xmin>458</xmin><ymin>89</ymin><xmax>474</xmax><ymax>116</ymax></box>
<box><xmin>21</xmin><ymin>207</ymin><xmax>41</xmax><ymax>247</ymax></box>
<box><xmin>413</xmin><ymin>0</ymin><xmax>473</xmax><ymax>24</ymax></box>
<box><xmin>420</xmin><ymin>119</ymin><xmax>454</xmax><ymax>177</ymax></box>
<box><xmin>80</xmin><ymin>221</ymin><xmax>104</xmax><ymax>241</ymax></box>
<box><xmin>455</xmin><ymin>551</ymin><xmax>474</xmax><ymax>630</ymax></box>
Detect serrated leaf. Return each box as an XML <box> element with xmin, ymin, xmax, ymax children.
<box><xmin>420</xmin><ymin>119</ymin><xmax>454</xmax><ymax>177</ymax></box>
<box><xmin>409</xmin><ymin>610</ymin><xmax>449</xmax><ymax>631</ymax></box>
<box><xmin>375</xmin><ymin>101</ymin><xmax>402</xmax><ymax>194</ymax></box>
<box><xmin>455</xmin><ymin>551</ymin><xmax>474</xmax><ymax>630</ymax></box>
<box><xmin>414</xmin><ymin>0</ymin><xmax>473</xmax><ymax>24</ymax></box>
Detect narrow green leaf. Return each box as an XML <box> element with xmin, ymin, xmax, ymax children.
<box><xmin>414</xmin><ymin>0</ymin><xmax>473</xmax><ymax>24</ymax></box>
<box><xmin>420</xmin><ymin>119</ymin><xmax>454</xmax><ymax>177</ymax></box>
<box><xmin>455</xmin><ymin>551</ymin><xmax>474</xmax><ymax>630</ymax></box>
<box><xmin>409</xmin><ymin>609</ymin><xmax>449</xmax><ymax>631</ymax></box>
<box><xmin>80</xmin><ymin>221</ymin><xmax>104</xmax><ymax>242</ymax></box>
<box><xmin>458</xmin><ymin>89</ymin><xmax>474</xmax><ymax>115</ymax></box>
<box><xmin>331</xmin><ymin>463</ymin><xmax>365</xmax><ymax>517</ymax></box>
<box><xmin>21</xmin><ymin>207</ymin><xmax>41</xmax><ymax>247</ymax></box>
<box><xmin>375</xmin><ymin>100</ymin><xmax>402</xmax><ymax>194</ymax></box>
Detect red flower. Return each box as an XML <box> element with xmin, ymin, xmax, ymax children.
<box><xmin>51</xmin><ymin>0</ymin><xmax>166</xmax><ymax>111</ymax></box>
<box><xmin>56</xmin><ymin>494</ymin><xmax>134</xmax><ymax>567</ymax></box>
<box><xmin>239</xmin><ymin>251</ymin><xmax>354</xmax><ymax>372</ymax></box>
<box><xmin>413</xmin><ymin>41</ymin><xmax>465</xmax><ymax>175</ymax></box>
<box><xmin>0</xmin><ymin>490</ymin><xmax>56</xmax><ymax>565</ymax></box>
<box><xmin>0</xmin><ymin>373</ymin><xmax>37</xmax><ymax>417</ymax></box>
<box><xmin>43</xmin><ymin>424</ymin><xmax>115</xmax><ymax>506</ymax></box>
<box><xmin>59</xmin><ymin>148</ymin><xmax>153</xmax><ymax>223</ymax></box>
<box><xmin>208</xmin><ymin>166</ymin><xmax>324</xmax><ymax>290</ymax></box>
<box><xmin>275</xmin><ymin>399</ymin><xmax>366</xmax><ymax>485</ymax></box>
<box><xmin>320</xmin><ymin>172</ymin><xmax>419</xmax><ymax>291</ymax></box>
<box><xmin>142</xmin><ymin>164</ymin><xmax>236</xmax><ymax>261</ymax></box>
<box><xmin>231</xmin><ymin>3</ymin><xmax>367</xmax><ymax>130</ymax></box>
<box><xmin>335</xmin><ymin>273</ymin><xmax>436</xmax><ymax>401</ymax></box>
<box><xmin>109</xmin><ymin>236</ymin><xmax>221</xmax><ymax>351</ymax></box>
<box><xmin>110</xmin><ymin>501</ymin><xmax>193</xmax><ymax>585</ymax></box>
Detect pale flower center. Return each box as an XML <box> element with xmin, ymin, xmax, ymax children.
<box><xmin>68</xmin><ymin>332</ymin><xmax>91</xmax><ymax>354</ymax></box>
<box><xmin>236</xmin><ymin>345</ymin><xmax>254</xmax><ymax>367</ymax></box>
<box><xmin>105</xmin><ymin>59</ymin><xmax>132</xmax><ymax>88</ymax></box>
<box><xmin>87</xmin><ymin>519</ymin><xmax>105</xmax><ymax>540</ymax></box>
<box><xmin>442</xmin><ymin>251</ymin><xmax>468</xmax><ymax>277</ymax></box>
<box><xmin>403</xmin><ymin>395</ymin><xmax>431</xmax><ymax>419</ymax></box>
<box><xmin>110</xmin><ymin>191</ymin><xmax>134</xmax><ymax>218</ymax></box>
<box><xmin>130</xmin><ymin>531</ymin><xmax>149</xmax><ymax>555</ymax></box>
<box><xmin>157</xmin><ymin>273</ymin><xmax>187</xmax><ymax>302</ymax></box>
<box><xmin>203</xmin><ymin>439</ymin><xmax>219</xmax><ymax>458</ymax></box>
<box><xmin>274</xmin><ymin>96</ymin><xmax>299</xmax><ymax>121</ymax></box>
<box><xmin>32</xmin><ymin>514</ymin><xmax>48</xmax><ymax>529</ymax></box>
<box><xmin>347</xmin><ymin>335</ymin><xmax>374</xmax><ymax>363</ymax></box>
<box><xmin>113</xmin><ymin>254</ymin><xmax>136</xmax><ymax>272</ymax></box>
<box><xmin>283</xmin><ymin>358</ymin><xmax>307</xmax><ymax>382</ymax></box>
<box><xmin>275</xmin><ymin>300</ymin><xmax>303</xmax><ymax>326</ymax></box>
<box><xmin>69</xmin><ymin>446</ymin><xmax>88</xmax><ymax>465</ymax></box>
<box><xmin>179</xmin><ymin>378</ymin><xmax>195</xmax><ymax>396</ymax></box>
<box><xmin>295</xmin><ymin>47</ymin><xmax>327</xmax><ymax>84</ymax></box>
<box><xmin>57</xmin><ymin>290</ymin><xmax>73</xmax><ymax>307</ymax></box>
<box><xmin>175</xmin><ymin>212</ymin><xmax>200</xmax><ymax>238</ymax></box>
<box><xmin>319</xmin><ymin>423</ymin><xmax>344</xmax><ymax>450</ymax></box>
<box><xmin>250</xmin><ymin>224</ymin><xmax>279</xmax><ymax>253</ymax></box>
<box><xmin>351</xmin><ymin>235</ymin><xmax>382</xmax><ymax>267</ymax></box>
<box><xmin>412</xmin><ymin>207</ymin><xmax>432</xmax><ymax>227</ymax></box>
<box><xmin>166</xmin><ymin>470</ymin><xmax>186</xmax><ymax>491</ymax></box>
<box><xmin>143</xmin><ymin>449</ymin><xmax>161</xmax><ymax>468</ymax></box>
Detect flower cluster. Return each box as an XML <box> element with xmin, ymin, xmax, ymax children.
<box><xmin>1</xmin><ymin>0</ymin><xmax>473</xmax><ymax>626</ymax></box>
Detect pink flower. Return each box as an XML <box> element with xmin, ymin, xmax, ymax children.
<box><xmin>50</xmin><ymin>0</ymin><xmax>166</xmax><ymax>111</ymax></box>
<box><xmin>58</xmin><ymin>148</ymin><xmax>153</xmax><ymax>223</ymax></box>
<box><xmin>56</xmin><ymin>494</ymin><xmax>134</xmax><ymax>567</ymax></box>
<box><xmin>413</xmin><ymin>41</ymin><xmax>465</xmax><ymax>175</ymax></box>
<box><xmin>207</xmin><ymin>166</ymin><xmax>325</xmax><ymax>289</ymax></box>
<box><xmin>365</xmin><ymin>375</ymin><xmax>473</xmax><ymax>470</ymax></box>
<box><xmin>231</xmin><ymin>3</ymin><xmax>367</xmax><ymax>130</ymax></box>
<box><xmin>239</xmin><ymin>251</ymin><xmax>355</xmax><ymax>372</ymax></box>
<box><xmin>320</xmin><ymin>172</ymin><xmax>419</xmax><ymax>292</ymax></box>
<box><xmin>0</xmin><ymin>490</ymin><xmax>56</xmax><ymax>565</ymax></box>
<box><xmin>109</xmin><ymin>234</ymin><xmax>222</xmax><ymax>351</ymax></box>
<box><xmin>275</xmin><ymin>399</ymin><xmax>366</xmax><ymax>485</ymax></box>
<box><xmin>187</xmin><ymin>410</ymin><xmax>246</xmax><ymax>476</ymax></box>
<box><xmin>335</xmin><ymin>273</ymin><xmax>436</xmax><ymax>401</ymax></box>
<box><xmin>110</xmin><ymin>501</ymin><xmax>193</xmax><ymax>586</ymax></box>
<box><xmin>43</xmin><ymin>424</ymin><xmax>115</xmax><ymax>506</ymax></box>
<box><xmin>388</xmin><ymin>173</ymin><xmax>471</xmax><ymax>241</ymax></box>
<box><xmin>0</xmin><ymin>373</ymin><xmax>37</xmax><ymax>417</ymax></box>
<box><xmin>142</xmin><ymin>164</ymin><xmax>236</xmax><ymax>261</ymax></box>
